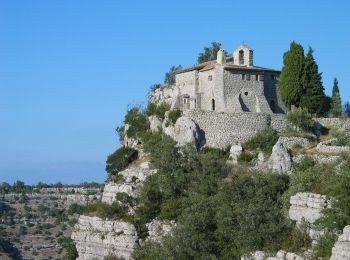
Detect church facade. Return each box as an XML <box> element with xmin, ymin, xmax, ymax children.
<box><xmin>174</xmin><ymin>44</ymin><xmax>286</xmax><ymax>114</ymax></box>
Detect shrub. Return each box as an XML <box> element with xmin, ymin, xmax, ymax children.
<box><xmin>67</xmin><ymin>203</ymin><xmax>85</xmax><ymax>215</ymax></box>
<box><xmin>281</xmin><ymin>221</ymin><xmax>311</xmax><ymax>253</ymax></box>
<box><xmin>245</xmin><ymin>127</ymin><xmax>279</xmax><ymax>155</ymax></box>
<box><xmin>124</xmin><ymin>107</ymin><xmax>149</xmax><ymax>138</ymax></box>
<box><xmin>314</xmin><ymin>232</ymin><xmax>337</xmax><ymax>259</ymax></box>
<box><xmin>237</xmin><ymin>151</ymin><xmax>256</xmax><ymax>163</ymax></box>
<box><xmin>58</xmin><ymin>237</ymin><xmax>78</xmax><ymax>260</ymax></box>
<box><xmin>167</xmin><ymin>109</ymin><xmax>182</xmax><ymax>125</ymax></box>
<box><xmin>286</xmin><ymin>107</ymin><xmax>315</xmax><ymax>132</ymax></box>
<box><xmin>146</xmin><ymin>102</ymin><xmax>170</xmax><ymax>120</ymax></box>
<box><xmin>330</xmin><ymin>127</ymin><xmax>350</xmax><ymax>146</ymax></box>
<box><xmin>84</xmin><ymin>201</ymin><xmax>129</xmax><ymax>221</ymax></box>
<box><xmin>105</xmin><ymin>147</ymin><xmax>138</xmax><ymax>176</ymax></box>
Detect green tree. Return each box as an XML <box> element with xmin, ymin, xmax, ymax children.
<box><xmin>197</xmin><ymin>42</ymin><xmax>226</xmax><ymax>63</ymax></box>
<box><xmin>279</xmin><ymin>41</ymin><xmax>305</xmax><ymax>107</ymax></box>
<box><xmin>164</xmin><ymin>65</ymin><xmax>182</xmax><ymax>85</ymax></box>
<box><xmin>286</xmin><ymin>107</ymin><xmax>314</xmax><ymax>132</ymax></box>
<box><xmin>331</xmin><ymin>78</ymin><xmax>342</xmax><ymax>117</ymax></box>
<box><xmin>300</xmin><ymin>47</ymin><xmax>329</xmax><ymax>116</ymax></box>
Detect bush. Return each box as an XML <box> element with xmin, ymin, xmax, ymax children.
<box><xmin>281</xmin><ymin>221</ymin><xmax>311</xmax><ymax>253</ymax></box>
<box><xmin>105</xmin><ymin>147</ymin><xmax>138</xmax><ymax>176</ymax></box>
<box><xmin>330</xmin><ymin>127</ymin><xmax>350</xmax><ymax>146</ymax></box>
<box><xmin>84</xmin><ymin>201</ymin><xmax>129</xmax><ymax>221</ymax></box>
<box><xmin>67</xmin><ymin>203</ymin><xmax>85</xmax><ymax>215</ymax></box>
<box><xmin>237</xmin><ymin>151</ymin><xmax>256</xmax><ymax>163</ymax></box>
<box><xmin>124</xmin><ymin>107</ymin><xmax>149</xmax><ymax>138</ymax></box>
<box><xmin>314</xmin><ymin>232</ymin><xmax>337</xmax><ymax>259</ymax></box>
<box><xmin>286</xmin><ymin>107</ymin><xmax>314</xmax><ymax>132</ymax></box>
<box><xmin>245</xmin><ymin>127</ymin><xmax>279</xmax><ymax>155</ymax></box>
<box><xmin>167</xmin><ymin>109</ymin><xmax>182</xmax><ymax>125</ymax></box>
<box><xmin>146</xmin><ymin>102</ymin><xmax>170</xmax><ymax>120</ymax></box>
<box><xmin>58</xmin><ymin>237</ymin><xmax>78</xmax><ymax>260</ymax></box>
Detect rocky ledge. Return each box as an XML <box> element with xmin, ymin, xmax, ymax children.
<box><xmin>330</xmin><ymin>225</ymin><xmax>350</xmax><ymax>260</ymax></box>
<box><xmin>71</xmin><ymin>215</ymin><xmax>138</xmax><ymax>260</ymax></box>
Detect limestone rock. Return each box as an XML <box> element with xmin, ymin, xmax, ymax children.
<box><xmin>268</xmin><ymin>137</ymin><xmax>310</xmax><ymax>174</ymax></box>
<box><xmin>316</xmin><ymin>138</ymin><xmax>350</xmax><ymax>154</ymax></box>
<box><xmin>228</xmin><ymin>144</ymin><xmax>243</xmax><ymax>164</ymax></box>
<box><xmin>146</xmin><ymin>220</ymin><xmax>176</xmax><ymax>243</ymax></box>
<box><xmin>268</xmin><ymin>139</ymin><xmax>292</xmax><ymax>174</ymax></box>
<box><xmin>150</xmin><ymin>85</ymin><xmax>180</xmax><ymax>109</ymax></box>
<box><xmin>102</xmin><ymin>161</ymin><xmax>155</xmax><ymax>204</ymax></box>
<box><xmin>289</xmin><ymin>192</ymin><xmax>328</xmax><ymax>241</ymax></box>
<box><xmin>241</xmin><ymin>250</ymin><xmax>305</xmax><ymax>260</ymax></box>
<box><xmin>164</xmin><ymin>116</ymin><xmax>203</xmax><ymax>148</ymax></box>
<box><xmin>149</xmin><ymin>115</ymin><xmax>162</xmax><ymax>132</ymax></box>
<box><xmin>71</xmin><ymin>215</ymin><xmax>137</xmax><ymax>260</ymax></box>
<box><xmin>331</xmin><ymin>225</ymin><xmax>350</xmax><ymax>260</ymax></box>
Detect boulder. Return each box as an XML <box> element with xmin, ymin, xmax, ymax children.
<box><xmin>164</xmin><ymin>116</ymin><xmax>203</xmax><ymax>148</ymax></box>
<box><xmin>268</xmin><ymin>139</ymin><xmax>292</xmax><ymax>174</ymax></box>
<box><xmin>148</xmin><ymin>116</ymin><xmax>162</xmax><ymax>132</ymax></box>
<box><xmin>228</xmin><ymin>144</ymin><xmax>243</xmax><ymax>164</ymax></box>
<box><xmin>331</xmin><ymin>225</ymin><xmax>350</xmax><ymax>260</ymax></box>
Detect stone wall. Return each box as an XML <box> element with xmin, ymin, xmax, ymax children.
<box><xmin>315</xmin><ymin>117</ymin><xmax>350</xmax><ymax>129</ymax></box>
<box><xmin>183</xmin><ymin>110</ymin><xmax>288</xmax><ymax>148</ymax></box>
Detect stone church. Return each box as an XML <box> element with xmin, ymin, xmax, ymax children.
<box><xmin>174</xmin><ymin>44</ymin><xmax>286</xmax><ymax>114</ymax></box>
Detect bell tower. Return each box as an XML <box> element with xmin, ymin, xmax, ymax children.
<box><xmin>233</xmin><ymin>44</ymin><xmax>253</xmax><ymax>67</ymax></box>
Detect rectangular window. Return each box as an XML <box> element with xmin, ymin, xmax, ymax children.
<box><xmin>242</xmin><ymin>74</ymin><xmax>245</xmax><ymax>80</ymax></box>
<box><xmin>208</xmin><ymin>75</ymin><xmax>212</xmax><ymax>81</ymax></box>
<box><xmin>246</xmin><ymin>74</ymin><xmax>251</xmax><ymax>81</ymax></box>
<box><xmin>271</xmin><ymin>75</ymin><xmax>275</xmax><ymax>80</ymax></box>
<box><xmin>255</xmin><ymin>75</ymin><xmax>259</xmax><ymax>81</ymax></box>
<box><xmin>259</xmin><ymin>75</ymin><xmax>264</xmax><ymax>81</ymax></box>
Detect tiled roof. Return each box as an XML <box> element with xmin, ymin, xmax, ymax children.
<box><xmin>175</xmin><ymin>58</ymin><xmax>280</xmax><ymax>74</ymax></box>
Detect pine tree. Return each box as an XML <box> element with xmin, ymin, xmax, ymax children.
<box><xmin>279</xmin><ymin>41</ymin><xmax>305</xmax><ymax>107</ymax></box>
<box><xmin>197</xmin><ymin>42</ymin><xmax>226</xmax><ymax>63</ymax></box>
<box><xmin>299</xmin><ymin>47</ymin><xmax>329</xmax><ymax>116</ymax></box>
<box><xmin>331</xmin><ymin>78</ymin><xmax>342</xmax><ymax>117</ymax></box>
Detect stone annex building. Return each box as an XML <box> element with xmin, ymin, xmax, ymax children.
<box><xmin>174</xmin><ymin>44</ymin><xmax>286</xmax><ymax>114</ymax></box>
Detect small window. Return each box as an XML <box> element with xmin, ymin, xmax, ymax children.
<box><xmin>255</xmin><ymin>75</ymin><xmax>259</xmax><ymax>81</ymax></box>
<box><xmin>246</xmin><ymin>74</ymin><xmax>251</xmax><ymax>81</ymax></box>
<box><xmin>242</xmin><ymin>74</ymin><xmax>246</xmax><ymax>80</ymax></box>
<box><xmin>244</xmin><ymin>92</ymin><xmax>249</xmax><ymax>96</ymax></box>
<box><xmin>183</xmin><ymin>98</ymin><xmax>190</xmax><ymax>104</ymax></box>
<box><xmin>212</xmin><ymin>99</ymin><xmax>215</xmax><ymax>111</ymax></box>
<box><xmin>259</xmin><ymin>75</ymin><xmax>264</xmax><ymax>81</ymax></box>
<box><xmin>208</xmin><ymin>75</ymin><xmax>212</xmax><ymax>81</ymax></box>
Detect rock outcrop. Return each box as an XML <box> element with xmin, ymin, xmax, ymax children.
<box><xmin>102</xmin><ymin>161</ymin><xmax>155</xmax><ymax>204</ymax></box>
<box><xmin>146</xmin><ymin>220</ymin><xmax>176</xmax><ymax>243</ymax></box>
<box><xmin>71</xmin><ymin>215</ymin><xmax>137</xmax><ymax>260</ymax></box>
<box><xmin>163</xmin><ymin>116</ymin><xmax>203</xmax><ymax>148</ymax></box>
<box><xmin>228</xmin><ymin>144</ymin><xmax>243</xmax><ymax>164</ymax></box>
<box><xmin>241</xmin><ymin>250</ymin><xmax>305</xmax><ymax>260</ymax></box>
<box><xmin>150</xmin><ymin>85</ymin><xmax>179</xmax><ymax>109</ymax></box>
<box><xmin>268</xmin><ymin>137</ymin><xmax>310</xmax><ymax>174</ymax></box>
<box><xmin>331</xmin><ymin>225</ymin><xmax>350</xmax><ymax>260</ymax></box>
<box><xmin>316</xmin><ymin>139</ymin><xmax>350</xmax><ymax>154</ymax></box>
<box><xmin>148</xmin><ymin>115</ymin><xmax>162</xmax><ymax>132</ymax></box>
<box><xmin>289</xmin><ymin>192</ymin><xmax>328</xmax><ymax>241</ymax></box>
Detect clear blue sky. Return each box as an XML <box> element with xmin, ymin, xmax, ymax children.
<box><xmin>1</xmin><ymin>1</ymin><xmax>349</xmax><ymax>184</ymax></box>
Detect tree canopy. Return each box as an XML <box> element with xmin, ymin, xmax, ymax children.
<box><xmin>164</xmin><ymin>65</ymin><xmax>182</xmax><ymax>85</ymax></box>
<box><xmin>331</xmin><ymin>78</ymin><xmax>342</xmax><ymax>117</ymax></box>
<box><xmin>197</xmin><ymin>42</ymin><xmax>227</xmax><ymax>63</ymax></box>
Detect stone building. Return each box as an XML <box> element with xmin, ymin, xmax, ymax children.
<box><xmin>174</xmin><ymin>44</ymin><xmax>286</xmax><ymax>114</ymax></box>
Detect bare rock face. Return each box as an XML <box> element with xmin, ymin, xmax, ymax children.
<box><xmin>102</xmin><ymin>161</ymin><xmax>155</xmax><ymax>204</ymax></box>
<box><xmin>164</xmin><ymin>116</ymin><xmax>203</xmax><ymax>148</ymax></box>
<box><xmin>331</xmin><ymin>225</ymin><xmax>350</xmax><ymax>260</ymax></box>
<box><xmin>268</xmin><ymin>137</ymin><xmax>310</xmax><ymax>174</ymax></box>
<box><xmin>146</xmin><ymin>220</ymin><xmax>176</xmax><ymax>243</ymax></box>
<box><xmin>289</xmin><ymin>192</ymin><xmax>329</xmax><ymax>241</ymax></box>
<box><xmin>150</xmin><ymin>85</ymin><xmax>180</xmax><ymax>109</ymax></box>
<box><xmin>71</xmin><ymin>215</ymin><xmax>137</xmax><ymax>260</ymax></box>
<box><xmin>228</xmin><ymin>144</ymin><xmax>243</xmax><ymax>164</ymax></box>
<box><xmin>148</xmin><ymin>115</ymin><xmax>162</xmax><ymax>132</ymax></box>
<box><xmin>241</xmin><ymin>250</ymin><xmax>305</xmax><ymax>260</ymax></box>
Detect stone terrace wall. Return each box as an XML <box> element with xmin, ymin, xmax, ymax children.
<box><xmin>315</xmin><ymin>117</ymin><xmax>350</xmax><ymax>129</ymax></box>
<box><xmin>183</xmin><ymin>110</ymin><xmax>287</xmax><ymax>148</ymax></box>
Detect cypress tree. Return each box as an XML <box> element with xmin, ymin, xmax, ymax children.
<box><xmin>279</xmin><ymin>41</ymin><xmax>305</xmax><ymax>107</ymax></box>
<box><xmin>299</xmin><ymin>47</ymin><xmax>329</xmax><ymax>116</ymax></box>
<box><xmin>331</xmin><ymin>78</ymin><xmax>342</xmax><ymax>117</ymax></box>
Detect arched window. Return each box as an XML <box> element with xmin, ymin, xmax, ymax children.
<box><xmin>239</xmin><ymin>50</ymin><xmax>244</xmax><ymax>65</ymax></box>
<box><xmin>212</xmin><ymin>99</ymin><xmax>216</xmax><ymax>111</ymax></box>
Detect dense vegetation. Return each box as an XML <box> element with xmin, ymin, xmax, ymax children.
<box><xmin>279</xmin><ymin>42</ymin><xmax>330</xmax><ymax>116</ymax></box>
